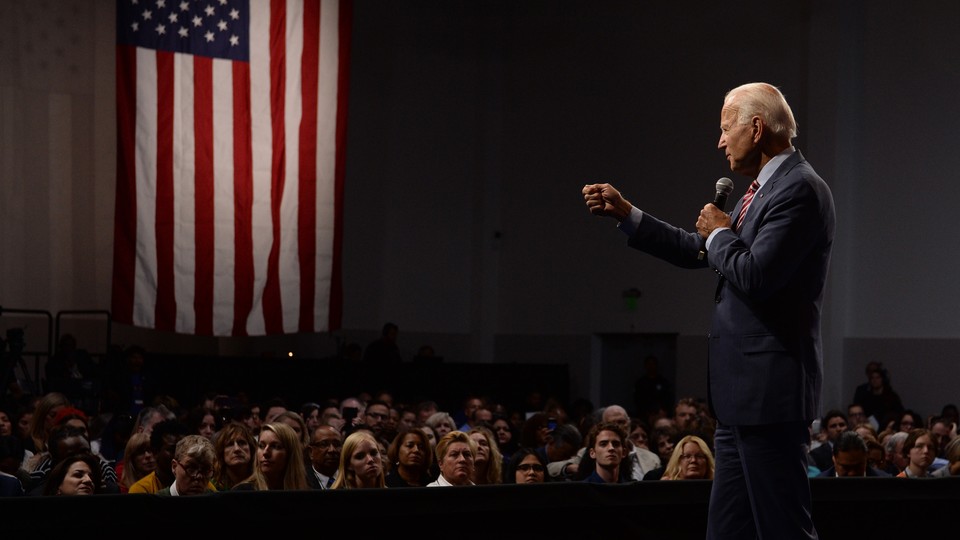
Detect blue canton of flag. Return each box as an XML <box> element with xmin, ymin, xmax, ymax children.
<box><xmin>117</xmin><ymin>0</ymin><xmax>249</xmax><ymax>61</ymax></box>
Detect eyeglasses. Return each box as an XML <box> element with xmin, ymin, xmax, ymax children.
<box><xmin>516</xmin><ymin>463</ymin><xmax>545</xmax><ymax>472</ymax></box>
<box><xmin>177</xmin><ymin>461</ymin><xmax>213</xmax><ymax>479</ymax></box>
<box><xmin>680</xmin><ymin>454</ymin><xmax>707</xmax><ymax>462</ymax></box>
<box><xmin>310</xmin><ymin>440</ymin><xmax>342</xmax><ymax>449</ymax></box>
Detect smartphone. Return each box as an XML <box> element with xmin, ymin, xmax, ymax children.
<box><xmin>547</xmin><ymin>417</ymin><xmax>558</xmax><ymax>431</ymax></box>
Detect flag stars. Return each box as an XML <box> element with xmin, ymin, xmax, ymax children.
<box><xmin>155</xmin><ymin>23</ymin><xmax>167</xmax><ymax>35</ymax></box>
<box><xmin>229</xmin><ymin>8</ymin><xmax>239</xmax><ymax>20</ymax></box>
<box><xmin>204</xmin><ymin>30</ymin><xmax>215</xmax><ymax>42</ymax></box>
<box><xmin>205</xmin><ymin>5</ymin><xmax>215</xmax><ymax>17</ymax></box>
<box><xmin>131</xmin><ymin>21</ymin><xmax>140</xmax><ymax>32</ymax></box>
<box><xmin>217</xmin><ymin>20</ymin><xmax>227</xmax><ymax>31</ymax></box>
<box><xmin>179</xmin><ymin>1</ymin><xmax>189</xmax><ymax>11</ymax></box>
<box><xmin>142</xmin><ymin>9</ymin><xmax>152</xmax><ymax>20</ymax></box>
<box><xmin>229</xmin><ymin>35</ymin><xmax>239</xmax><ymax>46</ymax></box>
<box><xmin>192</xmin><ymin>15</ymin><xmax>203</xmax><ymax>27</ymax></box>
<box><xmin>178</xmin><ymin>26</ymin><xmax>189</xmax><ymax>38</ymax></box>
<box><xmin>156</xmin><ymin>0</ymin><xmax>166</xmax><ymax>9</ymax></box>
<box><xmin>168</xmin><ymin>12</ymin><xmax>178</xmax><ymax>23</ymax></box>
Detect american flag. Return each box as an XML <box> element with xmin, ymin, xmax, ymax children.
<box><xmin>112</xmin><ymin>0</ymin><xmax>350</xmax><ymax>336</ymax></box>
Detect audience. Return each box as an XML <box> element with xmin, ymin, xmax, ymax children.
<box><xmin>42</xmin><ymin>452</ymin><xmax>103</xmax><ymax>496</ymax></box>
<box><xmin>158</xmin><ymin>434</ymin><xmax>217</xmax><ymax>496</ymax></box>
<box><xmin>427</xmin><ymin>431</ymin><xmax>476</xmax><ymax>486</ymax></box>
<box><xmin>816</xmin><ymin>431</ymin><xmax>890</xmax><ymax>477</ymax></box>
<box><xmin>660</xmin><ymin>434</ymin><xmax>715</xmax><ymax>480</ymax></box>
<box><xmin>385</xmin><ymin>427</ymin><xmax>434</xmax><ymax>488</ymax></box>
<box><xmin>128</xmin><ymin>419</ymin><xmax>190</xmax><ymax>493</ymax></box>
<box><xmin>896</xmin><ymin>428</ymin><xmax>937</xmax><ymax>478</ymax></box>
<box><xmin>467</xmin><ymin>426</ymin><xmax>503</xmax><ymax>485</ymax></box>
<box><xmin>504</xmin><ymin>447</ymin><xmax>548</xmax><ymax>484</ymax></box>
<box><xmin>117</xmin><ymin>432</ymin><xmax>156</xmax><ymax>493</ymax></box>
<box><xmin>306</xmin><ymin>425</ymin><xmax>343</xmax><ymax>489</ymax></box>
<box><xmin>579</xmin><ymin>421</ymin><xmax>629</xmax><ymax>484</ymax></box>
<box><xmin>212</xmin><ymin>422</ymin><xmax>257</xmax><ymax>491</ymax></box>
<box><xmin>330</xmin><ymin>430</ymin><xmax>386</xmax><ymax>489</ymax></box>
<box><xmin>233</xmin><ymin>423</ymin><xmax>309</xmax><ymax>491</ymax></box>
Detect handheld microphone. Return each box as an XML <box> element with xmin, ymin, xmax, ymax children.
<box><xmin>698</xmin><ymin>177</ymin><xmax>735</xmax><ymax>260</ymax></box>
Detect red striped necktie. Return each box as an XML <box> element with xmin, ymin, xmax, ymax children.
<box><xmin>735</xmin><ymin>180</ymin><xmax>761</xmax><ymax>231</ymax></box>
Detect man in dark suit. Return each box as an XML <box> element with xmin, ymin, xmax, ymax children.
<box><xmin>583</xmin><ymin>82</ymin><xmax>834</xmax><ymax>539</ymax></box>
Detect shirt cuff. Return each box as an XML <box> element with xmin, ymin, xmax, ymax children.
<box><xmin>617</xmin><ymin>207</ymin><xmax>643</xmax><ymax>236</ymax></box>
<box><xmin>705</xmin><ymin>227</ymin><xmax>729</xmax><ymax>251</ymax></box>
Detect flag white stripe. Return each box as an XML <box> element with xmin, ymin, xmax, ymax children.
<box><xmin>174</xmin><ymin>54</ymin><xmax>196</xmax><ymax>334</ymax></box>
<box><xmin>212</xmin><ymin>58</ymin><xmax>236</xmax><ymax>337</ymax></box>
<box><xmin>280</xmin><ymin>1</ymin><xmax>305</xmax><ymax>333</ymax></box>
<box><xmin>134</xmin><ymin>46</ymin><xmax>158</xmax><ymax>329</ymax></box>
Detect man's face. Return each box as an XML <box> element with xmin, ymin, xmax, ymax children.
<box><xmin>718</xmin><ymin>104</ymin><xmax>761</xmax><ymax>177</ymax></box>
<box><xmin>222</xmin><ymin>435</ymin><xmax>252</xmax><ymax>468</ymax></box>
<box><xmin>264</xmin><ymin>407</ymin><xmax>286</xmax><ymax>424</ymax></box>
<box><xmin>590</xmin><ymin>430</ymin><xmax>624</xmax><ymax>469</ymax></box>
<box><xmin>309</xmin><ymin>427</ymin><xmax>342</xmax><ymax>473</ymax></box>
<box><xmin>364</xmin><ymin>404</ymin><xmax>389</xmax><ymax>434</ymax></box>
<box><xmin>825</xmin><ymin>416</ymin><xmax>847</xmax><ymax>441</ymax></box>
<box><xmin>172</xmin><ymin>455</ymin><xmax>212</xmax><ymax>495</ymax></box>
<box><xmin>833</xmin><ymin>449</ymin><xmax>867</xmax><ymax>477</ymax></box>
<box><xmin>674</xmin><ymin>404</ymin><xmax>697</xmax><ymax>430</ymax></box>
<box><xmin>847</xmin><ymin>406</ymin><xmax>867</xmax><ymax>427</ymax></box>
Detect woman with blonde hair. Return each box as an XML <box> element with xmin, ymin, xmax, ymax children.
<box><xmin>26</xmin><ymin>392</ymin><xmax>71</xmax><ymax>456</ymax></box>
<box><xmin>468</xmin><ymin>426</ymin><xmax>502</xmax><ymax>485</ymax></box>
<box><xmin>331</xmin><ymin>430</ymin><xmax>386</xmax><ymax>489</ymax></box>
<box><xmin>661</xmin><ymin>435</ymin><xmax>715</xmax><ymax>480</ymax></box>
<box><xmin>233</xmin><ymin>423</ymin><xmax>308</xmax><ymax>491</ymax></box>
<box><xmin>118</xmin><ymin>432</ymin><xmax>156</xmax><ymax>492</ymax></box>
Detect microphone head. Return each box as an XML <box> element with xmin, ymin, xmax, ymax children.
<box><xmin>715</xmin><ymin>177</ymin><xmax>734</xmax><ymax>195</ymax></box>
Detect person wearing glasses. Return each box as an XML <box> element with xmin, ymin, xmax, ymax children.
<box><xmin>360</xmin><ymin>399</ymin><xmax>392</xmax><ymax>441</ymax></box>
<box><xmin>504</xmin><ymin>447</ymin><xmax>548</xmax><ymax>484</ymax></box>
<box><xmin>306</xmin><ymin>425</ymin><xmax>342</xmax><ymax>489</ymax></box>
<box><xmin>157</xmin><ymin>435</ymin><xmax>217</xmax><ymax>496</ymax></box>
<box><xmin>660</xmin><ymin>435</ymin><xmax>715</xmax><ymax>480</ymax></box>
<box><xmin>128</xmin><ymin>419</ymin><xmax>190</xmax><ymax>494</ymax></box>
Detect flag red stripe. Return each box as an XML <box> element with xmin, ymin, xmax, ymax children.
<box><xmin>194</xmin><ymin>56</ymin><xmax>215</xmax><ymax>335</ymax></box>
<box><xmin>232</xmin><ymin>62</ymin><xmax>254</xmax><ymax>337</ymax></box>
<box><xmin>298</xmin><ymin>0</ymin><xmax>320</xmax><ymax>332</ymax></box>
<box><xmin>263</xmin><ymin>0</ymin><xmax>287</xmax><ymax>334</ymax></box>
<box><xmin>112</xmin><ymin>45</ymin><xmax>139</xmax><ymax>324</ymax></box>
<box><xmin>329</xmin><ymin>0</ymin><xmax>353</xmax><ymax>331</ymax></box>
<box><xmin>155</xmin><ymin>51</ymin><xmax>176</xmax><ymax>332</ymax></box>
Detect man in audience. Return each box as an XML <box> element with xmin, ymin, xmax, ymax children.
<box><xmin>816</xmin><ymin>431</ymin><xmax>890</xmax><ymax>477</ymax></box>
<box><xmin>306</xmin><ymin>425</ymin><xmax>342</xmax><ymax>489</ymax></box>
<box><xmin>809</xmin><ymin>410</ymin><xmax>847</xmax><ymax>472</ymax></box>
<box><xmin>157</xmin><ymin>434</ymin><xmax>217</xmax><ymax>495</ymax></box>
<box><xmin>581</xmin><ymin>421</ymin><xmax>629</xmax><ymax>484</ymax></box>
<box><xmin>128</xmin><ymin>419</ymin><xmax>190</xmax><ymax>493</ymax></box>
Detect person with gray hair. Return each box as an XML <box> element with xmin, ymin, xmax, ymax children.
<box><xmin>883</xmin><ymin>431</ymin><xmax>910</xmax><ymax>475</ymax></box>
<box><xmin>157</xmin><ymin>434</ymin><xmax>217</xmax><ymax>496</ymax></box>
<box><xmin>583</xmin><ymin>81</ymin><xmax>834</xmax><ymax>538</ymax></box>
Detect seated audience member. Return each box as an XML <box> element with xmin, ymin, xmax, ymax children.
<box><xmin>117</xmin><ymin>432</ymin><xmax>156</xmax><ymax>493</ymax></box>
<box><xmin>427</xmin><ymin>431</ymin><xmax>477</xmax><ymax>487</ymax></box>
<box><xmin>896</xmin><ymin>428</ymin><xmax>937</xmax><ymax>478</ymax></box>
<box><xmin>128</xmin><ymin>419</ymin><xmax>191</xmax><ymax>494</ymax></box>
<box><xmin>660</xmin><ymin>434</ymin><xmax>715</xmax><ymax>480</ymax></box>
<box><xmin>184</xmin><ymin>406</ymin><xmax>220</xmax><ymax>441</ymax></box>
<box><xmin>580</xmin><ymin>421</ymin><xmax>629</xmax><ymax>484</ymax></box>
<box><xmin>425</xmin><ymin>411</ymin><xmax>457</xmax><ymax>441</ymax></box>
<box><xmin>273</xmin><ymin>410</ymin><xmax>310</xmax><ymax>451</ymax></box>
<box><xmin>928</xmin><ymin>416</ymin><xmax>955</xmax><ymax>461</ymax></box>
<box><xmin>866</xmin><ymin>438</ymin><xmax>887</xmax><ymax>473</ymax></box>
<box><xmin>26</xmin><ymin>424</ymin><xmax>118</xmax><ymax>495</ymax></box>
<box><xmin>385</xmin><ymin>427</ymin><xmax>434</xmax><ymax>488</ymax></box>
<box><xmin>300</xmin><ymin>402</ymin><xmax>322</xmax><ymax>435</ymax></box>
<box><xmin>42</xmin><ymin>452</ymin><xmax>103</xmax><ymax>496</ymax></box>
<box><xmin>233</xmin><ymin>423</ymin><xmax>309</xmax><ymax>491</ymax></box>
<box><xmin>897</xmin><ymin>409</ymin><xmax>924</xmax><ymax>433</ymax></box>
<box><xmin>629</xmin><ymin>417</ymin><xmax>652</xmax><ymax>452</ymax></box>
<box><xmin>817</xmin><ymin>431</ymin><xmax>891</xmax><ymax>477</ymax></box>
<box><xmin>24</xmin><ymin>392</ymin><xmax>72</xmax><ymax>458</ymax></box>
<box><xmin>491</xmin><ymin>415</ymin><xmax>519</xmax><ymax>464</ymax></box>
<box><xmin>359</xmin><ymin>399</ymin><xmax>392</xmax><ymax>442</ymax></box>
<box><xmin>808</xmin><ymin>410</ymin><xmax>848</xmax><ymax>472</ymax></box>
<box><xmin>212</xmin><ymin>422</ymin><xmax>257</xmax><ymax>491</ymax></box>
<box><xmin>330</xmin><ymin>430</ymin><xmax>386</xmax><ymax>489</ymax></box>
<box><xmin>0</xmin><ymin>433</ymin><xmax>29</xmax><ymax>495</ymax></box>
<box><xmin>504</xmin><ymin>447</ymin><xmax>548</xmax><ymax>484</ymax></box>
<box><xmin>158</xmin><ymin>434</ymin><xmax>217</xmax><ymax>496</ymax></box>
<box><xmin>307</xmin><ymin>425</ymin><xmax>343</xmax><ymax>489</ymax></box>
<box><xmin>882</xmin><ymin>431</ymin><xmax>909</xmax><ymax>476</ymax></box>
<box><xmin>468</xmin><ymin>426</ymin><xmax>503</xmax><ymax>485</ymax></box>
<box><xmin>931</xmin><ymin>436</ymin><xmax>960</xmax><ymax>478</ymax></box>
